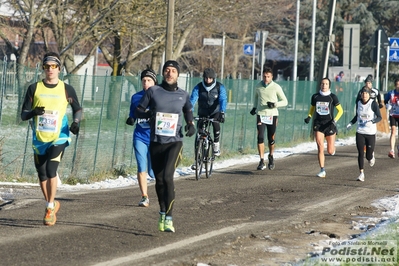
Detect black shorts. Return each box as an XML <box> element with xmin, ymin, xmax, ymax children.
<box><xmin>314</xmin><ymin>121</ymin><xmax>336</xmax><ymax>136</ymax></box>
<box><xmin>389</xmin><ymin>116</ymin><xmax>399</xmax><ymax>127</ymax></box>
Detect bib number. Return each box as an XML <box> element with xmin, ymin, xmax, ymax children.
<box><xmin>316</xmin><ymin>101</ymin><xmax>330</xmax><ymax>116</ymax></box>
<box><xmin>37</xmin><ymin>110</ymin><xmax>59</xmax><ymax>133</ymax></box>
<box><xmin>260</xmin><ymin>115</ymin><xmax>273</xmax><ymax>125</ymax></box>
<box><xmin>155</xmin><ymin>112</ymin><xmax>178</xmax><ymax>136</ymax></box>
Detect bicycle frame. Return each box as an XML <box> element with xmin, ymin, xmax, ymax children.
<box><xmin>194</xmin><ymin>117</ymin><xmax>216</xmax><ymax>180</ymax></box>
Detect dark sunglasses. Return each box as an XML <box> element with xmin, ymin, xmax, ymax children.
<box><xmin>43</xmin><ymin>64</ymin><xmax>59</xmax><ymax>70</ymax></box>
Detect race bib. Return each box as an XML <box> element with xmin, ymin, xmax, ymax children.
<box><xmin>391</xmin><ymin>105</ymin><xmax>399</xmax><ymax>118</ymax></box>
<box><xmin>37</xmin><ymin>110</ymin><xmax>59</xmax><ymax>133</ymax></box>
<box><xmin>137</xmin><ymin>118</ymin><xmax>150</xmax><ymax>129</ymax></box>
<box><xmin>260</xmin><ymin>115</ymin><xmax>273</xmax><ymax>125</ymax></box>
<box><xmin>316</xmin><ymin>101</ymin><xmax>330</xmax><ymax>115</ymax></box>
<box><xmin>155</xmin><ymin>112</ymin><xmax>178</xmax><ymax>136</ymax></box>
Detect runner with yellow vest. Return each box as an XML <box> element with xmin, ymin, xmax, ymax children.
<box><xmin>21</xmin><ymin>52</ymin><xmax>82</xmax><ymax>226</ymax></box>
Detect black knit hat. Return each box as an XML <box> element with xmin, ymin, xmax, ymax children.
<box><xmin>203</xmin><ymin>68</ymin><xmax>216</xmax><ymax>79</ymax></box>
<box><xmin>140</xmin><ymin>68</ymin><xmax>157</xmax><ymax>84</ymax></box>
<box><xmin>365</xmin><ymin>75</ymin><xmax>373</xmax><ymax>83</ymax></box>
<box><xmin>162</xmin><ymin>60</ymin><xmax>180</xmax><ymax>75</ymax></box>
<box><xmin>360</xmin><ymin>87</ymin><xmax>370</xmax><ymax>94</ymax></box>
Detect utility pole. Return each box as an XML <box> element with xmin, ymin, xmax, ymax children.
<box><xmin>165</xmin><ymin>0</ymin><xmax>175</xmax><ymax>60</ymax></box>
<box><xmin>316</xmin><ymin>0</ymin><xmax>336</xmax><ymax>90</ymax></box>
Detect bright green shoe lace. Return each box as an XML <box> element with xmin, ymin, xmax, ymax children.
<box><xmin>158</xmin><ymin>213</ymin><xmax>165</xmax><ymax>232</ymax></box>
<box><xmin>164</xmin><ymin>218</ymin><xmax>175</xmax><ymax>233</ymax></box>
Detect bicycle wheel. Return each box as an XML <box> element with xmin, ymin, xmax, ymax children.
<box><xmin>195</xmin><ymin>139</ymin><xmax>204</xmax><ymax>180</ymax></box>
<box><xmin>205</xmin><ymin>141</ymin><xmax>214</xmax><ymax>178</ymax></box>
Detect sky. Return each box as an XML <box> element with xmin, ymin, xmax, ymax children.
<box><xmin>1</xmin><ymin>133</ymin><xmax>398</xmax><ymax>263</ymax></box>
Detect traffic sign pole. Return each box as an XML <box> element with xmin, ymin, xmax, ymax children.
<box><xmin>376</xmin><ymin>30</ymin><xmax>381</xmax><ymax>90</ymax></box>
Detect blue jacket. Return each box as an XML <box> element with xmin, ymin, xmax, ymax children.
<box><xmin>190</xmin><ymin>80</ymin><xmax>227</xmax><ymax>117</ymax></box>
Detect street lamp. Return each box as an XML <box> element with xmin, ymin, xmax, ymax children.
<box><xmin>10</xmin><ymin>53</ymin><xmax>16</xmax><ymax>95</ymax></box>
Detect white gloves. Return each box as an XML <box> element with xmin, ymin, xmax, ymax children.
<box><xmin>386</xmin><ymin>103</ymin><xmax>392</xmax><ymax>111</ymax></box>
<box><xmin>346</xmin><ymin>123</ymin><xmax>352</xmax><ymax>130</ymax></box>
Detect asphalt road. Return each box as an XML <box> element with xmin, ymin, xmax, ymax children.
<box><xmin>1</xmin><ymin>138</ymin><xmax>398</xmax><ymax>266</ymax></box>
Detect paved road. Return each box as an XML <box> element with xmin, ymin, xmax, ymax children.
<box><xmin>1</xmin><ymin>138</ymin><xmax>398</xmax><ymax>265</ymax></box>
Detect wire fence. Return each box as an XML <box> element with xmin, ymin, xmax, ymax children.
<box><xmin>0</xmin><ymin>60</ymin><xmax>364</xmax><ymax>182</ymax></box>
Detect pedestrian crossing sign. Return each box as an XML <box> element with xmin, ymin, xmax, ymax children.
<box><xmin>243</xmin><ymin>44</ymin><xmax>254</xmax><ymax>55</ymax></box>
<box><xmin>389</xmin><ymin>38</ymin><xmax>399</xmax><ymax>49</ymax></box>
<box><xmin>389</xmin><ymin>37</ymin><xmax>399</xmax><ymax>62</ymax></box>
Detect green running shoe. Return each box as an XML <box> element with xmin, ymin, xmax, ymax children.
<box><xmin>158</xmin><ymin>213</ymin><xmax>165</xmax><ymax>232</ymax></box>
<box><xmin>164</xmin><ymin>218</ymin><xmax>175</xmax><ymax>233</ymax></box>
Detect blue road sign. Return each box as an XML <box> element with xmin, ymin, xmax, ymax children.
<box><xmin>389</xmin><ymin>50</ymin><xmax>399</xmax><ymax>62</ymax></box>
<box><xmin>389</xmin><ymin>37</ymin><xmax>399</xmax><ymax>49</ymax></box>
<box><xmin>243</xmin><ymin>44</ymin><xmax>254</xmax><ymax>55</ymax></box>
<box><xmin>389</xmin><ymin>37</ymin><xmax>399</xmax><ymax>62</ymax></box>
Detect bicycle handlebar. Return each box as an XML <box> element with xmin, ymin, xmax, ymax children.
<box><xmin>194</xmin><ymin>117</ymin><xmax>219</xmax><ymax>123</ymax></box>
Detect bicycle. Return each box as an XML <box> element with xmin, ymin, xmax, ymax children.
<box><xmin>193</xmin><ymin>117</ymin><xmax>217</xmax><ymax>180</ymax></box>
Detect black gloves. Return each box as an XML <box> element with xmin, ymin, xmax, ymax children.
<box><xmin>304</xmin><ymin>116</ymin><xmax>311</xmax><ymax>124</ymax></box>
<box><xmin>33</xmin><ymin>106</ymin><xmax>45</xmax><ymax>116</ymax></box>
<box><xmin>267</xmin><ymin>102</ymin><xmax>276</xmax><ymax>108</ymax></box>
<box><xmin>70</xmin><ymin>122</ymin><xmax>79</xmax><ymax>135</ymax></box>
<box><xmin>250</xmin><ymin>108</ymin><xmax>256</xmax><ymax>116</ymax></box>
<box><xmin>185</xmin><ymin>123</ymin><xmax>195</xmax><ymax>137</ymax></box>
<box><xmin>379</xmin><ymin>103</ymin><xmax>384</xmax><ymax>109</ymax></box>
<box><xmin>126</xmin><ymin>117</ymin><xmax>135</xmax><ymax>126</ymax></box>
<box><xmin>219</xmin><ymin>112</ymin><xmax>225</xmax><ymax>123</ymax></box>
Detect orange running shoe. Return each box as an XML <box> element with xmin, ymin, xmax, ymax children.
<box><xmin>43</xmin><ymin>200</ymin><xmax>60</xmax><ymax>226</ymax></box>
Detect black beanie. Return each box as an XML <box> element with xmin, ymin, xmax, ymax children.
<box><xmin>365</xmin><ymin>75</ymin><xmax>373</xmax><ymax>83</ymax></box>
<box><xmin>162</xmin><ymin>60</ymin><xmax>180</xmax><ymax>75</ymax></box>
<box><xmin>140</xmin><ymin>68</ymin><xmax>157</xmax><ymax>84</ymax></box>
<box><xmin>203</xmin><ymin>68</ymin><xmax>216</xmax><ymax>79</ymax></box>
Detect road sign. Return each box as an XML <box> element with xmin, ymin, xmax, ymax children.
<box><xmin>390</xmin><ymin>37</ymin><xmax>399</xmax><ymax>49</ymax></box>
<box><xmin>370</xmin><ymin>47</ymin><xmax>387</xmax><ymax>63</ymax></box>
<box><xmin>389</xmin><ymin>37</ymin><xmax>399</xmax><ymax>62</ymax></box>
<box><xmin>389</xmin><ymin>50</ymin><xmax>399</xmax><ymax>62</ymax></box>
<box><xmin>243</xmin><ymin>44</ymin><xmax>254</xmax><ymax>55</ymax></box>
<box><xmin>368</xmin><ymin>25</ymin><xmax>389</xmax><ymax>47</ymax></box>
<box><xmin>203</xmin><ymin>38</ymin><xmax>222</xmax><ymax>46</ymax></box>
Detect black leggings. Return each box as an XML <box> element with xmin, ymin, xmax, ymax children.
<box><xmin>150</xmin><ymin>141</ymin><xmax>183</xmax><ymax>217</ymax></box>
<box><xmin>34</xmin><ymin>142</ymin><xmax>67</xmax><ymax>182</ymax></box>
<box><xmin>256</xmin><ymin>116</ymin><xmax>277</xmax><ymax>145</ymax></box>
<box><xmin>356</xmin><ymin>133</ymin><xmax>375</xmax><ymax>169</ymax></box>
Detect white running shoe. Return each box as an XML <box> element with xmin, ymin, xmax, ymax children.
<box><xmin>369</xmin><ymin>155</ymin><xmax>375</xmax><ymax>167</ymax></box>
<box><xmin>357</xmin><ymin>172</ymin><xmax>365</xmax><ymax>182</ymax></box>
<box><xmin>317</xmin><ymin>170</ymin><xmax>326</xmax><ymax>178</ymax></box>
<box><xmin>213</xmin><ymin>142</ymin><xmax>221</xmax><ymax>156</ymax></box>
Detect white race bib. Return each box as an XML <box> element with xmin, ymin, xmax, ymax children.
<box><xmin>316</xmin><ymin>101</ymin><xmax>330</xmax><ymax>115</ymax></box>
<box><xmin>260</xmin><ymin>115</ymin><xmax>273</xmax><ymax>125</ymax></box>
<box><xmin>155</xmin><ymin>112</ymin><xmax>178</xmax><ymax>136</ymax></box>
<box><xmin>37</xmin><ymin>110</ymin><xmax>59</xmax><ymax>133</ymax></box>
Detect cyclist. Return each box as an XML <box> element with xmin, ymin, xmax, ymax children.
<box><xmin>190</xmin><ymin>68</ymin><xmax>227</xmax><ymax>166</ymax></box>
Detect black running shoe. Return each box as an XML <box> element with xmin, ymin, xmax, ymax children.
<box><xmin>257</xmin><ymin>160</ymin><xmax>266</xmax><ymax>170</ymax></box>
<box><xmin>268</xmin><ymin>154</ymin><xmax>275</xmax><ymax>170</ymax></box>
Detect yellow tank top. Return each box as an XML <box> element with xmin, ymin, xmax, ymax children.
<box><xmin>33</xmin><ymin>81</ymin><xmax>68</xmax><ymax>143</ymax></box>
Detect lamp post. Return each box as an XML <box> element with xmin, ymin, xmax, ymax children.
<box><xmin>10</xmin><ymin>53</ymin><xmax>16</xmax><ymax>95</ymax></box>
<box><xmin>165</xmin><ymin>0</ymin><xmax>175</xmax><ymax>60</ymax></box>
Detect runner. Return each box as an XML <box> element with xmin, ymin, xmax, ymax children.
<box><xmin>304</xmin><ymin>77</ymin><xmax>343</xmax><ymax>178</ymax></box>
<box><xmin>384</xmin><ymin>78</ymin><xmax>399</xmax><ymax>158</ymax></box>
<box><xmin>21</xmin><ymin>52</ymin><xmax>82</xmax><ymax>225</ymax></box>
<box><xmin>126</xmin><ymin>68</ymin><xmax>157</xmax><ymax>207</ymax></box>
<box><xmin>250</xmin><ymin>67</ymin><xmax>288</xmax><ymax>171</ymax></box>
<box><xmin>135</xmin><ymin>60</ymin><xmax>195</xmax><ymax>233</ymax></box>
<box><xmin>346</xmin><ymin>88</ymin><xmax>382</xmax><ymax>181</ymax></box>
